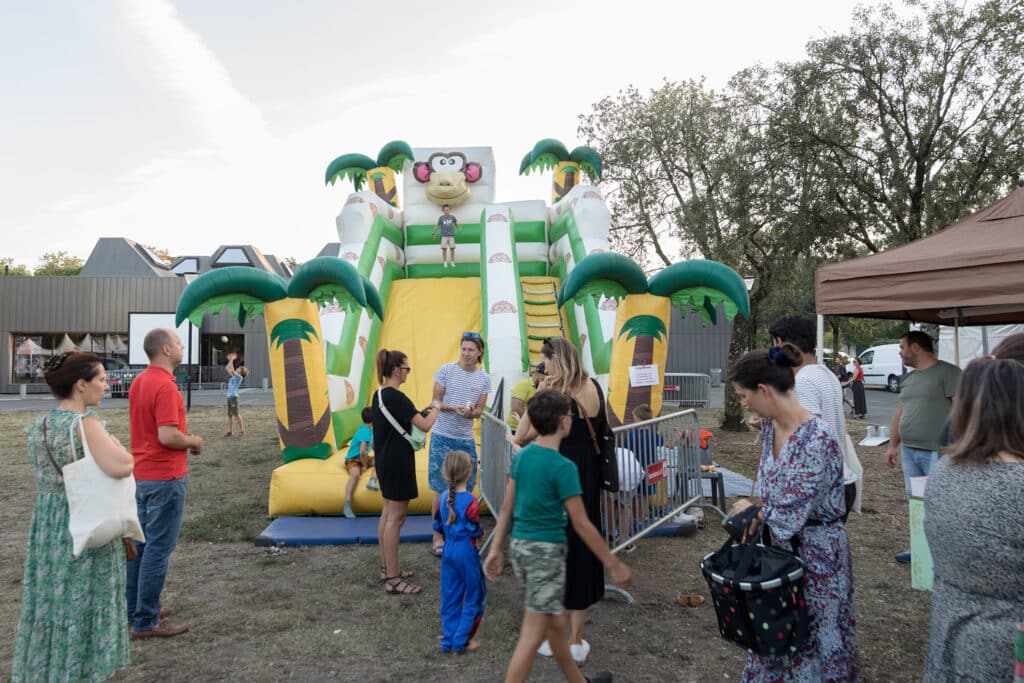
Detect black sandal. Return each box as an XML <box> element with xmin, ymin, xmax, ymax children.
<box><xmin>380</xmin><ymin>566</ymin><xmax>414</xmax><ymax>581</ymax></box>
<box><xmin>383</xmin><ymin>576</ymin><xmax>421</xmax><ymax>595</ymax></box>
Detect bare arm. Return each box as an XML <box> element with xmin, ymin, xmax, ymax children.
<box><xmin>158</xmin><ymin>426</ymin><xmax>204</xmax><ymax>454</ymax></box>
<box><xmin>483</xmin><ymin>478</ymin><xmax>516</xmax><ymax>580</ymax></box>
<box><xmin>509</xmin><ymin>397</ymin><xmax>526</xmax><ymax>423</ymax></box>
<box><xmin>410</xmin><ymin>406</ymin><xmax>438</xmax><ymax>432</ymax></box>
<box><xmin>464</xmin><ymin>393</ymin><xmax>488</xmax><ymax>419</ymax></box>
<box><xmin>225</xmin><ymin>352</ymin><xmax>238</xmax><ymax>377</ymax></box>
<box><xmin>512</xmin><ymin>410</ymin><xmax>538</xmax><ymax>447</ymax></box>
<box><xmin>433</xmin><ymin>381</ymin><xmax>458</xmax><ymax>412</ymax></box>
<box><xmin>564</xmin><ymin>496</ymin><xmax>632</xmax><ymax>588</ymax></box>
<box><xmin>82</xmin><ymin>416</ymin><xmax>133</xmax><ymax>478</ymax></box>
<box><xmin>885</xmin><ymin>403</ymin><xmax>903</xmax><ymax>467</ymax></box>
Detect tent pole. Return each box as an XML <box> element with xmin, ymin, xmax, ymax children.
<box><xmin>816</xmin><ymin>315</ymin><xmax>825</xmax><ymax>364</ymax></box>
<box><xmin>954</xmin><ymin>317</ymin><xmax>960</xmax><ymax>367</ymax></box>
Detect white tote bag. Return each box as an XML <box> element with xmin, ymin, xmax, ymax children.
<box><xmin>44</xmin><ymin>415</ymin><xmax>144</xmax><ymax>557</ymax></box>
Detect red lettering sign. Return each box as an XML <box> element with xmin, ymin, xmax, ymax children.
<box><xmin>646</xmin><ymin>460</ymin><xmax>667</xmax><ymax>483</ymax></box>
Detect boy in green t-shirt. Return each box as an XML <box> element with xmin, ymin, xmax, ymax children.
<box><xmin>484</xmin><ymin>390</ymin><xmax>631</xmax><ymax>683</ymax></box>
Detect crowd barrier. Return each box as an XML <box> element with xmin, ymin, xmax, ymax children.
<box><xmin>662</xmin><ymin>372</ymin><xmax>711</xmax><ymax>408</ymax></box>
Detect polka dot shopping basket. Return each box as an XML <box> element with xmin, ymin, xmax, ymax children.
<box><xmin>700</xmin><ymin>537</ymin><xmax>811</xmax><ymax>656</ymax></box>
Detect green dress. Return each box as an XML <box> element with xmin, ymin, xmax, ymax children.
<box><xmin>11</xmin><ymin>408</ymin><xmax>130</xmax><ymax>683</ymax></box>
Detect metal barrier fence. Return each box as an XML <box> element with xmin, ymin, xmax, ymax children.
<box><xmin>662</xmin><ymin>372</ymin><xmax>711</xmax><ymax>408</ymax></box>
<box><xmin>479</xmin><ymin>413</ymin><xmax>513</xmax><ymax>525</ymax></box>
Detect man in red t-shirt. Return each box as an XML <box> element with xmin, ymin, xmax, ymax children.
<box><xmin>126</xmin><ymin>328</ymin><xmax>204</xmax><ymax>639</ymax></box>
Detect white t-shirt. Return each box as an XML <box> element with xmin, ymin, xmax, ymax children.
<box><xmin>433</xmin><ymin>362</ymin><xmax>491</xmax><ymax>440</ymax></box>
<box><xmin>795</xmin><ymin>364</ymin><xmax>857</xmax><ymax>485</ymax></box>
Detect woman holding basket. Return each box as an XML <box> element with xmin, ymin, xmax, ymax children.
<box><xmin>728</xmin><ymin>346</ymin><xmax>860</xmax><ymax>682</ymax></box>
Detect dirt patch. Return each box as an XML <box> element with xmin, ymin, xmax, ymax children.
<box><xmin>0</xmin><ymin>406</ymin><xmax>929</xmax><ymax>681</ymax></box>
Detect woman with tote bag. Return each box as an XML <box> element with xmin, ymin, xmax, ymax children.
<box><xmin>12</xmin><ymin>352</ymin><xmax>136</xmax><ymax>682</ymax></box>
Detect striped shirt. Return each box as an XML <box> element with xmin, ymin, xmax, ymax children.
<box><xmin>795</xmin><ymin>364</ymin><xmax>856</xmax><ymax>484</ymax></box>
<box><xmin>433</xmin><ymin>362</ymin><xmax>491</xmax><ymax>440</ymax></box>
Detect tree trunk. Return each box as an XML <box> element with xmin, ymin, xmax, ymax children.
<box><xmin>278</xmin><ymin>338</ymin><xmax>331</xmax><ymax>448</ymax></box>
<box><xmin>622</xmin><ymin>334</ymin><xmax>655</xmax><ymax>424</ymax></box>
<box><xmin>720</xmin><ymin>298</ymin><xmax>760</xmax><ymax>432</ymax></box>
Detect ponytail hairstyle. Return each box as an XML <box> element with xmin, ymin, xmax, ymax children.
<box><xmin>991</xmin><ymin>333</ymin><xmax>1024</xmax><ymax>364</ymax></box>
<box><xmin>442</xmin><ymin>450</ymin><xmax>473</xmax><ymax>525</ymax></box>
<box><xmin>375</xmin><ymin>348</ymin><xmax>408</xmax><ymax>382</ymax></box>
<box><xmin>728</xmin><ymin>345</ymin><xmax>800</xmax><ymax>393</ymax></box>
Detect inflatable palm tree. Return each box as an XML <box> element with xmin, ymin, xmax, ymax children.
<box><xmin>519</xmin><ymin>138</ymin><xmax>603</xmax><ymax>203</ymax></box>
<box><xmin>176</xmin><ymin>257</ymin><xmax>384</xmax><ymax>462</ymax></box>
<box><xmin>324</xmin><ymin>140</ymin><xmax>414</xmax><ymax>207</ymax></box>
<box><xmin>559</xmin><ymin>252</ymin><xmax>749</xmax><ymax>423</ymax></box>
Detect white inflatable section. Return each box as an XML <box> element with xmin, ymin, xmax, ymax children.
<box><xmin>481</xmin><ymin>206</ymin><xmax>525</xmax><ymax>406</ymax></box>
<box><xmin>326</xmin><ymin>191</ymin><xmax>405</xmax><ymax>412</ymax></box>
<box><xmin>506</xmin><ymin>199</ymin><xmax>548</xmax><ymax>223</ymax></box>
<box><xmin>402</xmin><ymin>146</ymin><xmax>496</xmax><ymax>216</ymax></box>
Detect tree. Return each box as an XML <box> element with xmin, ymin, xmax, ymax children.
<box><xmin>787</xmin><ymin>0</ymin><xmax>1024</xmax><ymax>251</ymax></box>
<box><xmin>143</xmin><ymin>245</ymin><xmax>175</xmax><ymax>265</ymax></box>
<box><xmin>579</xmin><ymin>74</ymin><xmax>845</xmax><ymax>430</ymax></box>
<box><xmin>325</xmin><ymin>140</ymin><xmax>415</xmax><ymax>207</ymax></box>
<box><xmin>34</xmin><ymin>251</ymin><xmax>83</xmax><ymax>276</ymax></box>
<box><xmin>0</xmin><ymin>257</ymin><xmax>31</xmax><ymax>276</ymax></box>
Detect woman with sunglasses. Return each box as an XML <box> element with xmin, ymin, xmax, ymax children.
<box><xmin>510</xmin><ymin>337</ymin><xmax>608</xmax><ymax>666</ymax></box>
<box><xmin>428</xmin><ymin>332</ymin><xmax>491</xmax><ymax>556</ymax></box>
<box><xmin>372</xmin><ymin>348</ymin><xmax>439</xmax><ymax>595</ymax></box>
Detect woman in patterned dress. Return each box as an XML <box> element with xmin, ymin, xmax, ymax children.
<box><xmin>12</xmin><ymin>351</ymin><xmax>135</xmax><ymax>682</ymax></box>
<box><xmin>728</xmin><ymin>346</ymin><xmax>860</xmax><ymax>682</ymax></box>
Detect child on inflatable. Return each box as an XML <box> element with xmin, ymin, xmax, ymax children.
<box><xmin>343</xmin><ymin>407</ymin><xmax>375</xmax><ymax>518</ymax></box>
<box><xmin>431</xmin><ymin>204</ymin><xmax>462</xmax><ymax>268</ymax></box>
<box><xmin>484</xmin><ymin>390</ymin><xmax>630</xmax><ymax>683</ymax></box>
<box><xmin>433</xmin><ymin>450</ymin><xmax>486</xmax><ymax>653</ymax></box>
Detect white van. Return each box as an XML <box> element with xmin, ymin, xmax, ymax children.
<box><xmin>855</xmin><ymin>344</ymin><xmax>908</xmax><ymax>392</ymax></box>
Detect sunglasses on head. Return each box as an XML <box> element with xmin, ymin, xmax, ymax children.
<box><xmin>462</xmin><ymin>332</ymin><xmax>481</xmax><ymax>340</ymax></box>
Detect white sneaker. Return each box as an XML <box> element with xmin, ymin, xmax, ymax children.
<box><xmin>570</xmin><ymin>639</ymin><xmax>590</xmax><ymax>665</ymax></box>
<box><xmin>537</xmin><ymin>640</ymin><xmax>552</xmax><ymax>657</ymax></box>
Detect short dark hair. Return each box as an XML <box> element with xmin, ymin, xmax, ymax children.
<box><xmin>361</xmin><ymin>406</ymin><xmax>373</xmax><ymax>423</ymax></box>
<box><xmin>728</xmin><ymin>345</ymin><xmax>800</xmax><ymax>393</ymax></box>
<box><xmin>902</xmin><ymin>330</ymin><xmax>934</xmax><ymax>354</ymax></box>
<box><xmin>442</xmin><ymin>204</ymin><xmax>451</xmax><ymax>209</ymax></box>
<box><xmin>768</xmin><ymin>315</ymin><xmax>815</xmax><ymax>354</ymax></box>
<box><xmin>526</xmin><ymin>389</ymin><xmax>571</xmax><ymax>436</ymax></box>
<box><xmin>43</xmin><ymin>351</ymin><xmax>102</xmax><ymax>399</ymax></box>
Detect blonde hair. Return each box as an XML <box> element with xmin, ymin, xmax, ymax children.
<box><xmin>541</xmin><ymin>337</ymin><xmax>588</xmax><ymax>397</ymax></box>
<box><xmin>442</xmin><ymin>450</ymin><xmax>473</xmax><ymax>525</ymax></box>
<box><xmin>633</xmin><ymin>404</ymin><xmax>653</xmax><ymax>421</ymax></box>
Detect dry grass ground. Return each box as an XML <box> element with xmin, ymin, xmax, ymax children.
<box><xmin>0</xmin><ymin>405</ymin><xmax>929</xmax><ymax>681</ymax></box>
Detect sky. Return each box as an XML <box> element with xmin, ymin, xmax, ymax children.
<box><xmin>0</xmin><ymin>0</ymin><xmax>869</xmax><ymax>268</ymax></box>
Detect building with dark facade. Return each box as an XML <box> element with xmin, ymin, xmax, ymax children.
<box><xmin>1</xmin><ymin>238</ymin><xmax>290</xmax><ymax>394</ymax></box>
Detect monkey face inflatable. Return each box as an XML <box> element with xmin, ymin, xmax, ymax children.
<box><xmin>412</xmin><ymin>152</ymin><xmax>483</xmax><ymax>206</ymax></box>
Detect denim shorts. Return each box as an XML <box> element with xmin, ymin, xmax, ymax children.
<box><xmin>510</xmin><ymin>538</ymin><xmax>566</xmax><ymax>615</ymax></box>
<box><xmin>428</xmin><ymin>433</ymin><xmax>477</xmax><ymax>494</ymax></box>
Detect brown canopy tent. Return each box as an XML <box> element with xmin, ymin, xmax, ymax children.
<box><xmin>815</xmin><ymin>187</ymin><xmax>1024</xmax><ymax>326</ymax></box>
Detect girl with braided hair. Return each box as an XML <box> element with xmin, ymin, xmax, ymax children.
<box><xmin>432</xmin><ymin>450</ymin><xmax>486</xmax><ymax>653</ymax></box>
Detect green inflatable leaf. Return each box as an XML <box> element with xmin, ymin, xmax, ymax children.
<box><xmin>281</xmin><ymin>442</ymin><xmax>332</xmax><ymax>464</ymax></box>
<box><xmin>375</xmin><ymin>140</ymin><xmax>414</xmax><ymax>171</ymax></box>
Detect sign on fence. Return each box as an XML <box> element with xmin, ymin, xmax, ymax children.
<box><xmin>646</xmin><ymin>460</ymin><xmax>667</xmax><ymax>483</ymax></box>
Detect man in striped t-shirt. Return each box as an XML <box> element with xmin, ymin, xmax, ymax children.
<box><xmin>428</xmin><ymin>332</ymin><xmax>491</xmax><ymax>555</ymax></box>
<box><xmin>770</xmin><ymin>315</ymin><xmax>861</xmax><ymax>521</ymax></box>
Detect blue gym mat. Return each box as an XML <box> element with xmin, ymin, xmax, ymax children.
<box><xmin>255</xmin><ymin>514</ymin><xmax>435</xmax><ymax>547</ymax></box>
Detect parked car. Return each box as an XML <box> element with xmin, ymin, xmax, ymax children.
<box><xmin>853</xmin><ymin>344</ymin><xmax>909</xmax><ymax>393</ymax></box>
<box><xmin>101</xmin><ymin>356</ymin><xmax>139</xmax><ymax>398</ymax></box>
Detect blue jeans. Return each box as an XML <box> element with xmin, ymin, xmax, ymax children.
<box><xmin>900</xmin><ymin>445</ymin><xmax>937</xmax><ymax>494</ymax></box>
<box><xmin>126</xmin><ymin>476</ymin><xmax>188</xmax><ymax>631</ymax></box>
<box><xmin>428</xmin><ymin>433</ymin><xmax>477</xmax><ymax>494</ymax></box>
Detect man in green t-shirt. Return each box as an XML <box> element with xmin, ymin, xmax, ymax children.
<box><xmin>884</xmin><ymin>330</ymin><xmax>961</xmax><ymax>563</ymax></box>
<box><xmin>484</xmin><ymin>390</ymin><xmax>630</xmax><ymax>683</ymax></box>
<box><xmin>506</xmin><ymin>363</ymin><xmax>544</xmax><ymax>432</ymax></box>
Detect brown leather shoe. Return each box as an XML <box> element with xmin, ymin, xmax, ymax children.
<box><xmin>131</xmin><ymin>620</ymin><xmax>189</xmax><ymax>640</ymax></box>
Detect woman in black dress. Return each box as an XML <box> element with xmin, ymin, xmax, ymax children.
<box><xmin>372</xmin><ymin>348</ymin><xmax>439</xmax><ymax>595</ymax></box>
<box><xmin>512</xmin><ymin>337</ymin><xmax>606</xmax><ymax>665</ymax></box>
<box><xmin>843</xmin><ymin>358</ymin><xmax>868</xmax><ymax>419</ymax></box>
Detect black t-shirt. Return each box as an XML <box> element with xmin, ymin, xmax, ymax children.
<box><xmin>372</xmin><ymin>387</ymin><xmax>418</xmax><ymax>459</ymax></box>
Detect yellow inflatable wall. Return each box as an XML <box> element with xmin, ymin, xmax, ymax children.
<box><xmin>269</xmin><ymin>278</ymin><xmax>483</xmax><ymax>516</ymax></box>
<box><xmin>607</xmin><ymin>293</ymin><xmax>670</xmax><ymax>424</ymax></box>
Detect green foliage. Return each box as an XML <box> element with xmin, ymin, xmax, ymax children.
<box><xmin>270</xmin><ymin>319</ymin><xmax>318</xmax><ymax>349</ymax></box>
<box><xmin>34</xmin><ymin>251</ymin><xmax>83</xmax><ymax>276</ymax></box>
<box><xmin>0</xmin><ymin>257</ymin><xmax>31</xmax><ymax>276</ymax></box>
<box><xmin>375</xmin><ymin>140</ymin><xmax>414</xmax><ymax>171</ymax></box>
<box><xmin>324</xmin><ymin>153</ymin><xmax>376</xmax><ymax>190</ymax></box>
<box><xmin>569</xmin><ymin>145</ymin><xmax>603</xmax><ymax>180</ymax></box>
<box><xmin>618</xmin><ymin>315</ymin><xmax>667</xmax><ymax>342</ymax></box>
<box><xmin>143</xmin><ymin>245</ymin><xmax>175</xmax><ymax>265</ymax></box>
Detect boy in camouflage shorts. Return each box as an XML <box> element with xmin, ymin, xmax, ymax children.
<box><xmin>484</xmin><ymin>390</ymin><xmax>631</xmax><ymax>683</ymax></box>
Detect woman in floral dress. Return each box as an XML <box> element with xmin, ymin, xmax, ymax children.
<box><xmin>728</xmin><ymin>345</ymin><xmax>860</xmax><ymax>682</ymax></box>
<box><xmin>12</xmin><ymin>352</ymin><xmax>135</xmax><ymax>682</ymax></box>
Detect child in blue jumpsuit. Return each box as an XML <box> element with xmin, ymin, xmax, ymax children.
<box><xmin>433</xmin><ymin>449</ymin><xmax>486</xmax><ymax>653</ymax></box>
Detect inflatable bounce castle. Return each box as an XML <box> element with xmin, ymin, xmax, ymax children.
<box><xmin>175</xmin><ymin>140</ymin><xmax>749</xmax><ymax>516</ymax></box>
